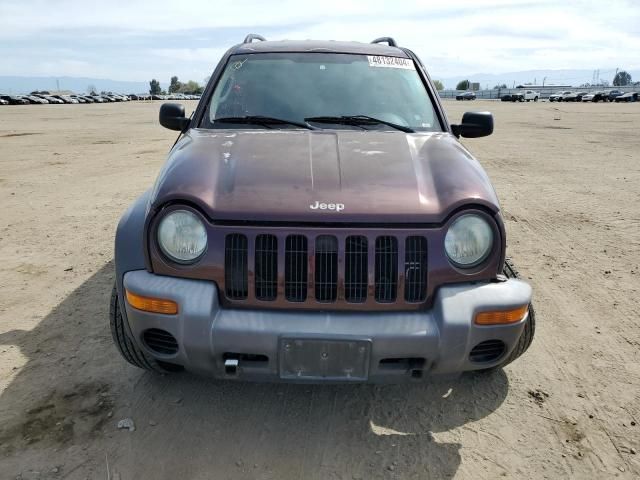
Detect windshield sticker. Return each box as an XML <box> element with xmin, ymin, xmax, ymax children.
<box><xmin>233</xmin><ymin>58</ymin><xmax>247</xmax><ymax>70</ymax></box>
<box><xmin>367</xmin><ymin>56</ymin><xmax>415</xmax><ymax>70</ymax></box>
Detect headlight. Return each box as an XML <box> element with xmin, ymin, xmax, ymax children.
<box><xmin>157</xmin><ymin>209</ymin><xmax>207</xmax><ymax>263</ymax></box>
<box><xmin>444</xmin><ymin>214</ymin><xmax>494</xmax><ymax>267</ymax></box>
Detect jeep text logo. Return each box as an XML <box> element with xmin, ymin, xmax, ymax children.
<box><xmin>309</xmin><ymin>201</ymin><xmax>345</xmax><ymax>212</ymax></box>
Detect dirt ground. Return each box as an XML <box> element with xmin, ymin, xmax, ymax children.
<box><xmin>0</xmin><ymin>99</ymin><xmax>638</xmax><ymax>479</ymax></box>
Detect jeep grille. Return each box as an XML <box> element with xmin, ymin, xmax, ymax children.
<box><xmin>223</xmin><ymin>232</ymin><xmax>428</xmax><ymax>308</ymax></box>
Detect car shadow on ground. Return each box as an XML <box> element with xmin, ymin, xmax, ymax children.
<box><xmin>0</xmin><ymin>261</ymin><xmax>510</xmax><ymax>479</ymax></box>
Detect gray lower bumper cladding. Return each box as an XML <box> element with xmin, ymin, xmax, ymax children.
<box><xmin>121</xmin><ymin>270</ymin><xmax>532</xmax><ymax>382</ymax></box>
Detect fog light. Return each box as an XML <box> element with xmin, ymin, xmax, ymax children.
<box><xmin>125</xmin><ymin>290</ymin><xmax>178</xmax><ymax>315</ymax></box>
<box><xmin>475</xmin><ymin>305</ymin><xmax>528</xmax><ymax>325</ymax></box>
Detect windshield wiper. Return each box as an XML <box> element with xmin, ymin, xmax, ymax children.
<box><xmin>213</xmin><ymin>116</ymin><xmax>314</xmax><ymax>130</ymax></box>
<box><xmin>304</xmin><ymin>115</ymin><xmax>414</xmax><ymax>133</ymax></box>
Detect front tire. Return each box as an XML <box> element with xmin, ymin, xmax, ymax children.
<box><xmin>497</xmin><ymin>259</ymin><xmax>536</xmax><ymax>368</ymax></box>
<box><xmin>478</xmin><ymin>260</ymin><xmax>536</xmax><ymax>373</ymax></box>
<box><xmin>110</xmin><ymin>285</ymin><xmax>171</xmax><ymax>373</ymax></box>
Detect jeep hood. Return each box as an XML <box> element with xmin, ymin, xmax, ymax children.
<box><xmin>150</xmin><ymin>129</ymin><xmax>500</xmax><ymax>223</ymax></box>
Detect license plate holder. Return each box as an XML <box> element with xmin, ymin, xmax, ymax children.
<box><xmin>279</xmin><ymin>338</ymin><xmax>371</xmax><ymax>381</ymax></box>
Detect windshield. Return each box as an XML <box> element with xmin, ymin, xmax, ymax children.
<box><xmin>202</xmin><ymin>52</ymin><xmax>441</xmax><ymax>132</ymax></box>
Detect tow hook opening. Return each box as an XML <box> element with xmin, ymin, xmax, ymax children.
<box><xmin>224</xmin><ymin>358</ymin><xmax>239</xmax><ymax>376</ymax></box>
<box><xmin>223</xmin><ymin>353</ymin><xmax>270</xmax><ymax>376</ymax></box>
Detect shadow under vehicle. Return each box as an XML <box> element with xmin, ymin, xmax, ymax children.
<box><xmin>0</xmin><ymin>262</ymin><xmax>513</xmax><ymax>478</ymax></box>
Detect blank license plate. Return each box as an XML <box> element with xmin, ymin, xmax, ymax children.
<box><xmin>279</xmin><ymin>338</ymin><xmax>371</xmax><ymax>381</ymax></box>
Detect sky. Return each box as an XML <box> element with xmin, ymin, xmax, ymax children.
<box><xmin>1</xmin><ymin>0</ymin><xmax>639</xmax><ymax>85</ymax></box>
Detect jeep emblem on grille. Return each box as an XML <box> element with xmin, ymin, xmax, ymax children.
<box><xmin>310</xmin><ymin>201</ymin><xmax>345</xmax><ymax>212</ymax></box>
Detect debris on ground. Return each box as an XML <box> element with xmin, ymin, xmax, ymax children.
<box><xmin>528</xmin><ymin>389</ymin><xmax>550</xmax><ymax>406</ymax></box>
<box><xmin>117</xmin><ymin>418</ymin><xmax>135</xmax><ymax>432</ymax></box>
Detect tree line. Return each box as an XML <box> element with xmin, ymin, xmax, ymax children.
<box><xmin>149</xmin><ymin>76</ymin><xmax>206</xmax><ymax>95</ymax></box>
<box><xmin>446</xmin><ymin>71</ymin><xmax>636</xmax><ymax>91</ymax></box>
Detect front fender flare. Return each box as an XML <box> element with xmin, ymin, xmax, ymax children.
<box><xmin>114</xmin><ymin>190</ymin><xmax>151</xmax><ymax>296</ymax></box>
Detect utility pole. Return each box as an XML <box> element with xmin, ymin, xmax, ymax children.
<box><xmin>543</xmin><ymin>76</ymin><xmax>546</xmax><ymax>86</ymax></box>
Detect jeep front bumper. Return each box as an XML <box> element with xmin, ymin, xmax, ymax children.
<box><xmin>121</xmin><ymin>270</ymin><xmax>532</xmax><ymax>382</ymax></box>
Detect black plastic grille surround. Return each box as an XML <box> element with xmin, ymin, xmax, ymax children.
<box><xmin>143</xmin><ymin>328</ymin><xmax>179</xmax><ymax>355</ymax></box>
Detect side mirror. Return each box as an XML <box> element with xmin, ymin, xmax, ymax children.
<box><xmin>451</xmin><ymin>111</ymin><xmax>493</xmax><ymax>138</ymax></box>
<box><xmin>159</xmin><ymin>103</ymin><xmax>190</xmax><ymax>131</ymax></box>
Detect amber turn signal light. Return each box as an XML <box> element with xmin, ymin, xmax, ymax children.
<box><xmin>125</xmin><ymin>290</ymin><xmax>178</xmax><ymax>315</ymax></box>
<box><xmin>475</xmin><ymin>305</ymin><xmax>528</xmax><ymax>325</ymax></box>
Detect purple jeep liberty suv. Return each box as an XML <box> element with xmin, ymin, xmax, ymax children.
<box><xmin>110</xmin><ymin>35</ymin><xmax>535</xmax><ymax>382</ymax></box>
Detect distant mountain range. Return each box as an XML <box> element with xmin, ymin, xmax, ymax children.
<box><xmin>0</xmin><ymin>76</ymin><xmax>163</xmax><ymax>95</ymax></box>
<box><xmin>438</xmin><ymin>69</ymin><xmax>640</xmax><ymax>89</ymax></box>
<box><xmin>1</xmin><ymin>68</ymin><xmax>638</xmax><ymax>94</ymax></box>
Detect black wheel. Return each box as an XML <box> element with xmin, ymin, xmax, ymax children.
<box><xmin>475</xmin><ymin>259</ymin><xmax>536</xmax><ymax>373</ymax></box>
<box><xmin>110</xmin><ymin>285</ymin><xmax>173</xmax><ymax>373</ymax></box>
<box><xmin>497</xmin><ymin>259</ymin><xmax>536</xmax><ymax>368</ymax></box>
<box><xmin>534</xmin><ymin>97</ymin><xmax>538</xmax><ymax>102</ymax></box>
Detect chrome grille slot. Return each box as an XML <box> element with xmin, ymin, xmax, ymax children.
<box><xmin>404</xmin><ymin>236</ymin><xmax>428</xmax><ymax>302</ymax></box>
<box><xmin>285</xmin><ymin>235</ymin><xmax>308</xmax><ymax>302</ymax></box>
<box><xmin>315</xmin><ymin>235</ymin><xmax>338</xmax><ymax>302</ymax></box>
<box><xmin>255</xmin><ymin>234</ymin><xmax>277</xmax><ymax>301</ymax></box>
<box><xmin>225</xmin><ymin>233</ymin><xmax>248</xmax><ymax>299</ymax></box>
<box><xmin>344</xmin><ymin>235</ymin><xmax>368</xmax><ymax>303</ymax></box>
<box><xmin>375</xmin><ymin>236</ymin><xmax>398</xmax><ymax>302</ymax></box>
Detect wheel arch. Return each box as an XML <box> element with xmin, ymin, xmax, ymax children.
<box><xmin>115</xmin><ymin>190</ymin><xmax>152</xmax><ymax>297</ymax></box>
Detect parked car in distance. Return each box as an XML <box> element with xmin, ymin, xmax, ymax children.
<box><xmin>34</xmin><ymin>94</ymin><xmax>63</xmax><ymax>104</ymax></box>
<box><xmin>605</xmin><ymin>90</ymin><xmax>623</xmax><ymax>102</ymax></box>
<box><xmin>455</xmin><ymin>91</ymin><xmax>476</xmax><ymax>101</ymax></box>
<box><xmin>90</xmin><ymin>95</ymin><xmax>105</xmax><ymax>103</ymax></box>
<box><xmin>55</xmin><ymin>95</ymin><xmax>80</xmax><ymax>104</ymax></box>
<box><xmin>0</xmin><ymin>94</ymin><xmax>30</xmax><ymax>105</ymax></box>
<box><xmin>110</xmin><ymin>35</ymin><xmax>535</xmax><ymax>383</ymax></box>
<box><xmin>581</xmin><ymin>91</ymin><xmax>607</xmax><ymax>102</ymax></box>
<box><xmin>614</xmin><ymin>92</ymin><xmax>638</xmax><ymax>102</ymax></box>
<box><xmin>521</xmin><ymin>90</ymin><xmax>539</xmax><ymax>102</ymax></box>
<box><xmin>501</xmin><ymin>92</ymin><xmax>524</xmax><ymax>102</ymax></box>
<box><xmin>548</xmin><ymin>91</ymin><xmax>571</xmax><ymax>102</ymax></box>
<box><xmin>21</xmin><ymin>95</ymin><xmax>49</xmax><ymax>104</ymax></box>
<box><xmin>563</xmin><ymin>91</ymin><xmax>589</xmax><ymax>102</ymax></box>
<box><xmin>69</xmin><ymin>95</ymin><xmax>87</xmax><ymax>103</ymax></box>
<box><xmin>0</xmin><ymin>98</ymin><xmax>8</xmax><ymax>105</ymax></box>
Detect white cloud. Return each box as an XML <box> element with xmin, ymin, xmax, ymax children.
<box><xmin>0</xmin><ymin>0</ymin><xmax>638</xmax><ymax>80</ymax></box>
